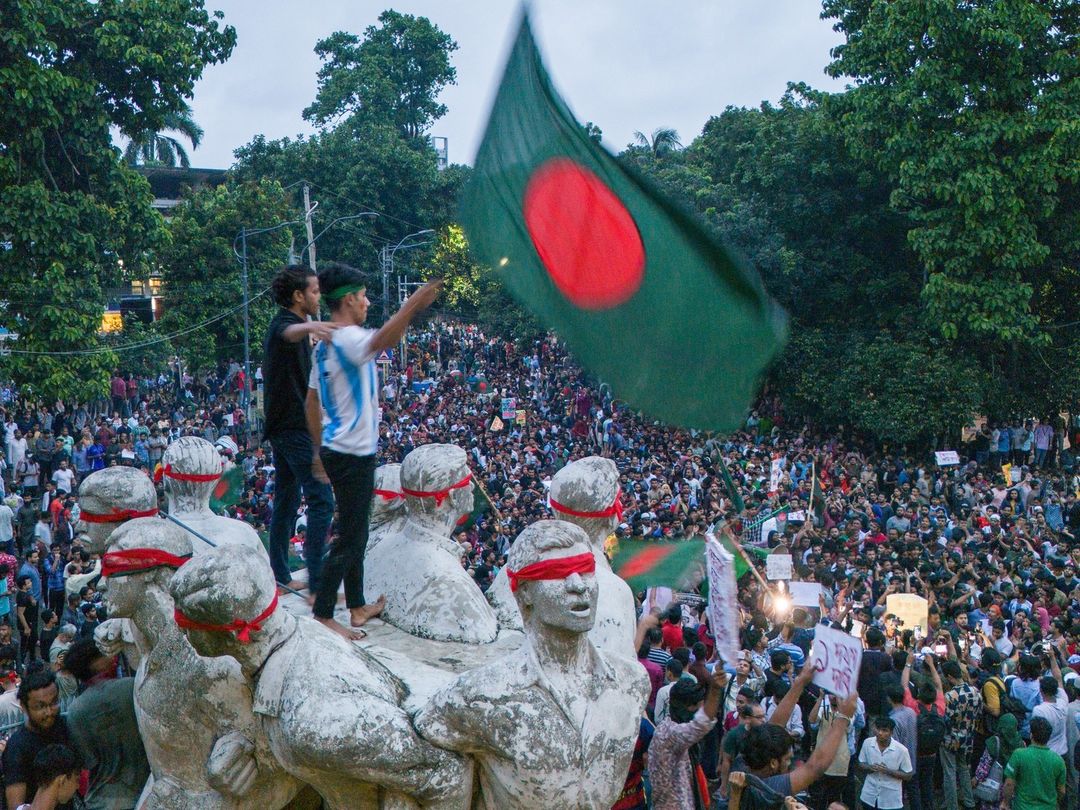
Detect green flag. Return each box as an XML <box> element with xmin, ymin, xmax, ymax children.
<box><xmin>210</xmin><ymin>465</ymin><xmax>245</xmax><ymax>514</ymax></box>
<box><xmin>611</xmin><ymin>540</ymin><xmax>707</xmax><ymax>592</ymax></box>
<box><xmin>462</xmin><ymin>15</ymin><xmax>787</xmax><ymax>431</ymax></box>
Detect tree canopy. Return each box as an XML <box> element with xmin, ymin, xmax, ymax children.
<box><xmin>0</xmin><ymin>0</ymin><xmax>235</xmax><ymax>401</ymax></box>
<box><xmin>303</xmin><ymin>10</ymin><xmax>458</xmax><ymax>139</ymax></box>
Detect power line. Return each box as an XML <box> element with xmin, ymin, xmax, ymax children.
<box><xmin>1</xmin><ymin>287</ymin><xmax>271</xmax><ymax>357</ymax></box>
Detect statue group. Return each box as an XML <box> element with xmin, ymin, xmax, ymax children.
<box><xmin>79</xmin><ymin>439</ymin><xmax>648</xmax><ymax>809</ymax></box>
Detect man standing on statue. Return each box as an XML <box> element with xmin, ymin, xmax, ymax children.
<box><xmin>264</xmin><ymin>265</ymin><xmax>337</xmax><ymax>601</ymax></box>
<box><xmin>306</xmin><ymin>261</ymin><xmax>442</xmax><ymax>640</ymax></box>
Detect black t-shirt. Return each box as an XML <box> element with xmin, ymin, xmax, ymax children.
<box><xmin>2</xmin><ymin>717</ymin><xmax>71</xmax><ymax>801</ymax></box>
<box><xmin>16</xmin><ymin>591</ymin><xmax>37</xmax><ymax>630</ymax></box>
<box><xmin>263</xmin><ymin>309</ymin><xmax>311</xmax><ymax>439</ymax></box>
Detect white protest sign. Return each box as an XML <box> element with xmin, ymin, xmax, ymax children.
<box><xmin>766</xmin><ymin>554</ymin><xmax>793</xmax><ymax>581</ymax></box>
<box><xmin>788</xmin><ymin>581</ymin><xmax>823</xmax><ymax>608</ymax></box>
<box><xmin>809</xmin><ymin>623</ymin><xmax>863</xmax><ymax>696</ymax></box>
<box><xmin>935</xmin><ymin>450</ymin><xmax>960</xmax><ymax>466</ymax></box>
<box><xmin>645</xmin><ymin>587</ymin><xmax>674</xmax><ymax>613</ymax></box>
<box><xmin>886</xmin><ymin>593</ymin><xmax>928</xmax><ymax>637</ymax></box>
<box><xmin>705</xmin><ymin>535</ymin><xmax>740</xmax><ymax>667</ymax></box>
<box><xmin>769</xmin><ymin>457</ymin><xmax>784</xmax><ymax>494</ymax></box>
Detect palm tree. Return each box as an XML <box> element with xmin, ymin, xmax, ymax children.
<box><xmin>632</xmin><ymin>127</ymin><xmax>682</xmax><ymax>157</ymax></box>
<box><xmin>123</xmin><ymin>106</ymin><xmax>204</xmax><ymax>168</ymax></box>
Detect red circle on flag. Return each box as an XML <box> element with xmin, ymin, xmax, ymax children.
<box><xmin>523</xmin><ymin>158</ymin><xmax>644</xmax><ymax>310</ymax></box>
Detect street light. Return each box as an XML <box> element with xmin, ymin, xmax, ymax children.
<box><xmin>231</xmin><ymin>212</ymin><xmax>378</xmax><ymax>424</ymax></box>
<box><xmin>381</xmin><ymin>229</ymin><xmax>435</xmax><ymax>323</ymax></box>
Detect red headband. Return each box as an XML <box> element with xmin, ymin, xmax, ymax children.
<box><xmin>154</xmin><ymin>464</ymin><xmax>222</xmax><ymax>484</ymax></box>
<box><xmin>174</xmin><ymin>593</ymin><xmax>278</xmax><ymax>644</ymax></box>
<box><xmin>507</xmin><ymin>552</ymin><xmax>596</xmax><ymax>592</ymax></box>
<box><xmin>102</xmin><ymin>548</ymin><xmax>192</xmax><ymax>578</ymax></box>
<box><xmin>549</xmin><ymin>491</ymin><xmax>623</xmax><ymax>523</ymax></box>
<box><xmin>401</xmin><ymin>472</ymin><xmax>472</xmax><ymax>507</ymax></box>
<box><xmin>374</xmin><ymin>489</ymin><xmax>405</xmax><ymax>502</ymax></box>
<box><xmin>80</xmin><ymin>507</ymin><xmax>159</xmax><ymax>524</ymax></box>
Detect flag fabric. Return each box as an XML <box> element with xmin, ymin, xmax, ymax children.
<box><xmin>706</xmin><ymin>535</ymin><xmax>740</xmax><ymax>666</ymax></box>
<box><xmin>456</xmin><ymin>483</ymin><xmax>490</xmax><ymax>530</ymax></box>
<box><xmin>611</xmin><ymin>540</ymin><xmax>707</xmax><ymax>593</ymax></box>
<box><xmin>210</xmin><ymin>465</ymin><xmax>245</xmax><ymax>514</ymax></box>
<box><xmin>612</xmin><ymin>537</ymin><xmax>767</xmax><ymax>591</ymax></box>
<box><xmin>461</xmin><ymin>15</ymin><xmax>787</xmax><ymax>431</ymax></box>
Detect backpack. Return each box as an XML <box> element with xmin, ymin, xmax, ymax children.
<box><xmin>917</xmin><ymin>704</ymin><xmax>947</xmax><ymax>756</ymax></box>
<box><xmin>987</xmin><ymin>677</ymin><xmax>1029</xmax><ymax>728</ymax></box>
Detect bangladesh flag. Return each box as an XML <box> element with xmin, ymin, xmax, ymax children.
<box><xmin>462</xmin><ymin>16</ymin><xmax>787</xmax><ymax>431</ymax></box>
<box><xmin>611</xmin><ymin>537</ymin><xmax>768</xmax><ymax>592</ymax></box>
<box><xmin>456</xmin><ymin>483</ymin><xmax>490</xmax><ymax>530</ymax></box>
<box><xmin>210</xmin><ymin>466</ymin><xmax>245</xmax><ymax>514</ymax></box>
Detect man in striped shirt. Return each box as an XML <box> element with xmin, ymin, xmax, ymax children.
<box><xmin>305</xmin><ymin>262</ymin><xmax>441</xmax><ymax>640</ymax></box>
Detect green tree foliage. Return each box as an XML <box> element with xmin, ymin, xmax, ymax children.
<box><xmin>623</xmin><ymin>2</ymin><xmax>1080</xmax><ymax>445</ymax></box>
<box><xmin>156</xmin><ymin>180</ymin><xmax>293</xmax><ymax>370</ymax></box>
<box><xmin>123</xmin><ymin>103</ymin><xmax>204</xmax><ymax>168</ymax></box>
<box><xmin>822</xmin><ymin>0</ymin><xmax>1080</xmax><ymax>347</ymax></box>
<box><xmin>0</xmin><ymin>0</ymin><xmax>234</xmax><ymax>400</ymax></box>
<box><xmin>303</xmin><ymin>10</ymin><xmax>458</xmax><ymax>139</ymax></box>
<box><xmin>232</xmin><ymin>127</ymin><xmax>463</xmax><ymax>314</ymax></box>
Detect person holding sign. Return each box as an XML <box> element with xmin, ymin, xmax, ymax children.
<box><xmin>740</xmin><ymin>685</ymin><xmax>860</xmax><ymax>799</ymax></box>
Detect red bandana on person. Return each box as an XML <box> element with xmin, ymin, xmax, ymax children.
<box><xmin>101</xmin><ymin>548</ymin><xmax>191</xmax><ymax>578</ymax></box>
<box><xmin>80</xmin><ymin>507</ymin><xmax>159</xmax><ymax>524</ymax></box>
<box><xmin>400</xmin><ymin>472</ymin><xmax>472</xmax><ymax>507</ymax></box>
<box><xmin>549</xmin><ymin>491</ymin><xmax>623</xmax><ymax>523</ymax></box>
<box><xmin>506</xmin><ymin>552</ymin><xmax>596</xmax><ymax>592</ymax></box>
<box><xmin>174</xmin><ymin>594</ymin><xmax>278</xmax><ymax>644</ymax></box>
<box><xmin>153</xmin><ymin>463</ymin><xmax>223</xmax><ymax>484</ymax></box>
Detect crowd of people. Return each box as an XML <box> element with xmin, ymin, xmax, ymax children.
<box><xmin>0</xmin><ymin>272</ymin><xmax>1074</xmax><ymax>808</ymax></box>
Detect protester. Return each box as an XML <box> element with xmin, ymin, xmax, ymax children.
<box><xmin>2</xmin><ymin>668</ymin><xmax>70</xmax><ymax>808</ymax></box>
<box><xmin>305</xmin><ymin>263</ymin><xmax>440</xmax><ymax>639</ymax></box>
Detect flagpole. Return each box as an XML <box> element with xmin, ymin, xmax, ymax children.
<box><xmin>807</xmin><ymin>460</ymin><xmax>816</xmax><ymax>527</ymax></box>
<box><xmin>471</xmin><ymin>474</ymin><xmax>505</xmax><ymax>524</ymax></box>
<box><xmin>719</xmin><ymin>524</ymin><xmax>770</xmax><ymax>591</ymax></box>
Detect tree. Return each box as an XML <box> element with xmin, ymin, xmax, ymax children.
<box><xmin>232</xmin><ymin>126</ymin><xmax>468</xmax><ymax>320</ymax></box>
<box><xmin>303</xmin><ymin>10</ymin><xmax>458</xmax><ymax>139</ymax></box>
<box><xmin>0</xmin><ymin>0</ymin><xmax>235</xmax><ymax>401</ymax></box>
<box><xmin>822</xmin><ymin>0</ymin><xmax>1080</xmax><ymax>348</ymax></box>
<box><xmin>631</xmin><ymin>127</ymin><xmax>683</xmax><ymax>156</ymax></box>
<box><xmin>122</xmin><ymin>104</ymin><xmax>205</xmax><ymax>167</ymax></box>
<box><xmin>156</xmin><ymin>180</ymin><xmax>293</xmax><ymax>370</ymax></box>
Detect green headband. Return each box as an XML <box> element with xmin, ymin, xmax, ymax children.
<box><xmin>324</xmin><ymin>283</ymin><xmax>366</xmax><ymax>301</ymax></box>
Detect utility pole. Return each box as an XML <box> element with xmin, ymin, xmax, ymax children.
<box><xmin>381</xmin><ymin>245</ymin><xmax>390</xmax><ymax>324</ymax></box>
<box><xmin>302</xmin><ymin>184</ymin><xmax>317</xmax><ymax>271</ymax></box>
<box><xmin>240</xmin><ymin>227</ymin><xmax>251</xmax><ymax>424</ymax></box>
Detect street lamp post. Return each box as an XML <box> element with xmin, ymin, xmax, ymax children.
<box><xmin>232</xmin><ymin>212</ymin><xmax>377</xmax><ymax>425</ymax></box>
<box><xmin>379</xmin><ymin>229</ymin><xmax>434</xmax><ymax>370</ymax></box>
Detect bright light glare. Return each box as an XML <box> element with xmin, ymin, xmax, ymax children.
<box><xmin>773</xmin><ymin>594</ymin><xmax>792</xmax><ymax>617</ymax></box>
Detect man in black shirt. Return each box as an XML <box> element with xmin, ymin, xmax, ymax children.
<box><xmin>2</xmin><ymin>668</ymin><xmax>72</xmax><ymax>809</ymax></box>
<box><xmin>263</xmin><ymin>266</ymin><xmax>337</xmax><ymax>594</ymax></box>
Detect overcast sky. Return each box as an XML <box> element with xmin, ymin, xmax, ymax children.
<box><xmin>184</xmin><ymin>1</ymin><xmax>848</xmax><ymax>169</ymax></box>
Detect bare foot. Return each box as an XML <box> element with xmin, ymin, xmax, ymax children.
<box><xmin>313</xmin><ymin>616</ymin><xmax>366</xmax><ymax>641</ymax></box>
<box><xmin>285</xmin><ymin>579</ymin><xmax>306</xmax><ymax>590</ymax></box>
<box><xmin>350</xmin><ymin>595</ymin><xmax>386</xmax><ymax>627</ymax></box>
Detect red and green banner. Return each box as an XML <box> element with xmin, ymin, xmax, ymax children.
<box><xmin>611</xmin><ymin>536</ymin><xmax>767</xmax><ymax>592</ymax></box>
<box><xmin>210</xmin><ymin>465</ymin><xmax>245</xmax><ymax>514</ymax></box>
<box><xmin>461</xmin><ymin>15</ymin><xmax>787</xmax><ymax>431</ymax></box>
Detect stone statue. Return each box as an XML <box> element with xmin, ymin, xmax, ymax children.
<box><xmin>415</xmin><ymin>520</ymin><xmax>649</xmax><ymax>809</ymax></box>
<box><xmin>76</xmin><ymin>467</ymin><xmax>158</xmax><ymax>554</ymax></box>
<box><xmin>99</xmin><ymin>518</ymin><xmax>302</xmax><ymax>810</ymax></box>
<box><xmin>364</xmin><ymin>444</ymin><xmax>498</xmax><ymax>644</ymax></box>
<box><xmin>170</xmin><ymin>543</ymin><xmax>470</xmax><ymax>810</ymax></box>
<box><xmin>159</xmin><ymin>436</ymin><xmax>265</xmax><ymax>557</ymax></box>
<box><xmin>489</xmin><ymin>457</ymin><xmax>637</xmax><ymax>657</ymax></box>
<box><xmin>366</xmin><ymin>464</ymin><xmax>406</xmax><ymax>553</ymax></box>
<box><xmin>78</xmin><ymin>466</ymin><xmax>159</xmax><ymax>670</ymax></box>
